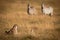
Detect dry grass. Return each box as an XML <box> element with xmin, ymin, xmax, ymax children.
<box><xmin>0</xmin><ymin>0</ymin><xmax>60</xmax><ymax>40</ymax></box>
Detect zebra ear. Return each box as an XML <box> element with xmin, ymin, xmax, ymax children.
<box><xmin>28</xmin><ymin>3</ymin><xmax>30</xmax><ymax>8</ymax></box>
<box><xmin>42</xmin><ymin>3</ymin><xmax>45</xmax><ymax>7</ymax></box>
<box><xmin>28</xmin><ymin>3</ymin><xmax>29</xmax><ymax>6</ymax></box>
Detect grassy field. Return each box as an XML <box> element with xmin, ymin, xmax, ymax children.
<box><xmin>0</xmin><ymin>0</ymin><xmax>60</xmax><ymax>40</ymax></box>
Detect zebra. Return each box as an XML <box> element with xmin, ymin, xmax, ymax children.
<box><xmin>41</xmin><ymin>3</ymin><xmax>53</xmax><ymax>16</ymax></box>
<box><xmin>27</xmin><ymin>4</ymin><xmax>37</xmax><ymax>15</ymax></box>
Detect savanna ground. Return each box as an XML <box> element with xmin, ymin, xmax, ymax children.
<box><xmin>0</xmin><ymin>0</ymin><xmax>60</xmax><ymax>40</ymax></box>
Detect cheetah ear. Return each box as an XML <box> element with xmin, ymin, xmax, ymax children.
<box><xmin>13</xmin><ymin>24</ymin><xmax>18</xmax><ymax>27</ymax></box>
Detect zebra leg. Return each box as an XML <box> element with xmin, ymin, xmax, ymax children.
<box><xmin>51</xmin><ymin>13</ymin><xmax>53</xmax><ymax>16</ymax></box>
